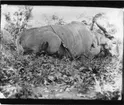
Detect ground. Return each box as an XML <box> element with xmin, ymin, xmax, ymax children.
<box><xmin>0</xmin><ymin>46</ymin><xmax>122</xmax><ymax>99</ymax></box>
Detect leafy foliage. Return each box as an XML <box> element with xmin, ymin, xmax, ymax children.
<box><xmin>0</xmin><ymin>48</ymin><xmax>122</xmax><ymax>99</ymax></box>
<box><xmin>3</xmin><ymin>6</ymin><xmax>33</xmax><ymax>42</ymax></box>
<box><xmin>43</xmin><ymin>14</ymin><xmax>66</xmax><ymax>25</ymax></box>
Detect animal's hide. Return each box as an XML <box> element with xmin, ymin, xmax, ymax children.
<box><xmin>16</xmin><ymin>26</ymin><xmax>62</xmax><ymax>55</ymax></box>
<box><xmin>51</xmin><ymin>21</ymin><xmax>95</xmax><ymax>57</ymax></box>
<box><xmin>16</xmin><ymin>21</ymin><xmax>117</xmax><ymax>58</ymax></box>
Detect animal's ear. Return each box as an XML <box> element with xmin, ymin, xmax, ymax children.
<box><xmin>91</xmin><ymin>43</ymin><xmax>96</xmax><ymax>49</ymax></box>
<box><xmin>90</xmin><ymin>45</ymin><xmax>101</xmax><ymax>56</ymax></box>
<box><xmin>104</xmin><ymin>44</ymin><xmax>110</xmax><ymax>50</ymax></box>
<box><xmin>92</xmin><ymin>38</ymin><xmax>98</xmax><ymax>48</ymax></box>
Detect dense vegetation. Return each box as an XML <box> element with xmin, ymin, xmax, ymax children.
<box><xmin>0</xmin><ymin>6</ymin><xmax>122</xmax><ymax>99</ymax></box>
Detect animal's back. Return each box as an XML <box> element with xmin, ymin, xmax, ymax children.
<box><xmin>51</xmin><ymin>21</ymin><xmax>94</xmax><ymax>57</ymax></box>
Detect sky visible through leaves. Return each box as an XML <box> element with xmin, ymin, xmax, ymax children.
<box><xmin>1</xmin><ymin>5</ymin><xmax>123</xmax><ymax>41</ymax></box>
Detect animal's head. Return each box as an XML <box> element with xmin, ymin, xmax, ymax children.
<box><xmin>104</xmin><ymin>39</ymin><xmax>119</xmax><ymax>57</ymax></box>
<box><xmin>92</xmin><ymin>32</ymin><xmax>119</xmax><ymax>57</ymax></box>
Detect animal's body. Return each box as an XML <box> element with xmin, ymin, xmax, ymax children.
<box><xmin>16</xmin><ymin>21</ymin><xmax>118</xmax><ymax>59</ymax></box>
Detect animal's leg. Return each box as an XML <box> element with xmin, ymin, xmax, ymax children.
<box><xmin>59</xmin><ymin>42</ymin><xmax>74</xmax><ymax>60</ymax></box>
<box><xmin>31</xmin><ymin>45</ymin><xmax>40</xmax><ymax>54</ymax></box>
<box><xmin>16</xmin><ymin>35</ymin><xmax>24</xmax><ymax>55</ymax></box>
<box><xmin>44</xmin><ymin>31</ymin><xmax>62</xmax><ymax>54</ymax></box>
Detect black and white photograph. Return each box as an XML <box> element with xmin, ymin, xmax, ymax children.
<box><xmin>0</xmin><ymin>5</ymin><xmax>123</xmax><ymax>100</ymax></box>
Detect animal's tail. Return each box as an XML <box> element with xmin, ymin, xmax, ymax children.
<box><xmin>16</xmin><ymin>35</ymin><xmax>24</xmax><ymax>55</ymax></box>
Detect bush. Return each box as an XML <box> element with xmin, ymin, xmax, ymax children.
<box><xmin>3</xmin><ymin>6</ymin><xmax>33</xmax><ymax>47</ymax></box>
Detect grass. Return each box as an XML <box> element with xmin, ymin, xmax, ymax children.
<box><xmin>0</xmin><ymin>36</ymin><xmax>122</xmax><ymax>99</ymax></box>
